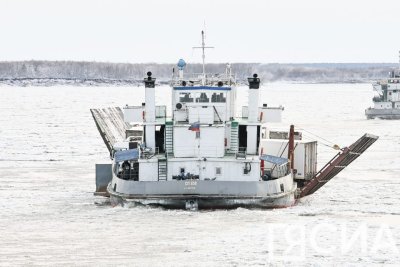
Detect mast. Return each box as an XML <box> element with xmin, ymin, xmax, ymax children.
<box><xmin>193</xmin><ymin>30</ymin><xmax>214</xmax><ymax>85</ymax></box>
<box><xmin>201</xmin><ymin>31</ymin><xmax>206</xmax><ymax>80</ymax></box>
<box><xmin>288</xmin><ymin>125</ymin><xmax>295</xmax><ymax>172</ymax></box>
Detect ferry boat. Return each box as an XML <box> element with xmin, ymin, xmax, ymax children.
<box><xmin>91</xmin><ymin>32</ymin><xmax>378</xmax><ymax>210</ymax></box>
<box><xmin>365</xmin><ymin>54</ymin><xmax>400</xmax><ymax>119</ymax></box>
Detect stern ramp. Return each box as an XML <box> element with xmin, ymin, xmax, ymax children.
<box><xmin>298</xmin><ymin>133</ymin><xmax>378</xmax><ymax>198</ymax></box>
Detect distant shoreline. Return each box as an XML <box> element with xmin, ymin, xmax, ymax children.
<box><xmin>0</xmin><ymin>61</ymin><xmax>396</xmax><ymax>86</ymax></box>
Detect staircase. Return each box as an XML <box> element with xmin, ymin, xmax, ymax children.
<box><xmin>230</xmin><ymin>121</ymin><xmax>239</xmax><ymax>153</ymax></box>
<box><xmin>165</xmin><ymin>121</ymin><xmax>173</xmax><ymax>157</ymax></box>
<box><xmin>158</xmin><ymin>158</ymin><xmax>167</xmax><ymax>181</ymax></box>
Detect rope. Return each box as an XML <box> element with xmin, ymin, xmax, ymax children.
<box><xmin>295</xmin><ymin>126</ymin><xmax>341</xmax><ymax>150</ymax></box>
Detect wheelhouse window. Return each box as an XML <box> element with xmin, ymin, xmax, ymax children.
<box><xmin>211</xmin><ymin>92</ymin><xmax>226</xmax><ymax>103</ymax></box>
<box><xmin>179</xmin><ymin>92</ymin><xmax>194</xmax><ymax>103</ymax></box>
<box><xmin>195</xmin><ymin>92</ymin><xmax>210</xmax><ymax>103</ymax></box>
<box><xmin>215</xmin><ymin>167</ymin><xmax>222</xmax><ymax>175</ymax></box>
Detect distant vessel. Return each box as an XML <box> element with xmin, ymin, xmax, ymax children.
<box><xmin>366</xmin><ymin>52</ymin><xmax>400</xmax><ymax>119</ymax></box>
<box><xmin>91</xmin><ymin>32</ymin><xmax>378</xmax><ymax>210</ymax></box>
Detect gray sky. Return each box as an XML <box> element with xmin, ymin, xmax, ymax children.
<box><xmin>1</xmin><ymin>0</ymin><xmax>399</xmax><ymax>63</ymax></box>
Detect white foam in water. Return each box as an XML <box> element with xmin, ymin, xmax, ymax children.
<box><xmin>0</xmin><ymin>84</ymin><xmax>399</xmax><ymax>265</ymax></box>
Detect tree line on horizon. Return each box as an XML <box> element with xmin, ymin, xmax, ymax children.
<box><xmin>0</xmin><ymin>60</ymin><xmax>397</xmax><ymax>83</ymax></box>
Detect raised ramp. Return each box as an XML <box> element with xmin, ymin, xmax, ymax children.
<box><xmin>298</xmin><ymin>133</ymin><xmax>378</xmax><ymax>198</ymax></box>
<box><xmin>90</xmin><ymin>107</ymin><xmax>128</xmax><ymax>154</ymax></box>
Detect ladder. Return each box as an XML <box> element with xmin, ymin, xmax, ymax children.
<box><xmin>230</xmin><ymin>121</ymin><xmax>239</xmax><ymax>153</ymax></box>
<box><xmin>165</xmin><ymin>121</ymin><xmax>173</xmax><ymax>156</ymax></box>
<box><xmin>158</xmin><ymin>158</ymin><xmax>167</xmax><ymax>181</ymax></box>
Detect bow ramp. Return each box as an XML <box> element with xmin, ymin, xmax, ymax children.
<box><xmin>90</xmin><ymin>107</ymin><xmax>128</xmax><ymax>154</ymax></box>
<box><xmin>298</xmin><ymin>133</ymin><xmax>378</xmax><ymax>198</ymax></box>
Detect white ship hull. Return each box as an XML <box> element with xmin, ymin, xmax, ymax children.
<box><xmin>109</xmin><ymin>193</ymin><xmax>296</xmax><ymax>209</ymax></box>
<box><xmin>107</xmin><ymin>174</ymin><xmax>297</xmax><ymax>209</ymax></box>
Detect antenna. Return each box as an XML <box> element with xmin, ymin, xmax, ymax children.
<box><xmin>193</xmin><ymin>30</ymin><xmax>214</xmax><ymax>85</ymax></box>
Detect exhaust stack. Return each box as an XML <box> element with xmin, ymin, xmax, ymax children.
<box><xmin>247</xmin><ymin>73</ymin><xmax>260</xmax><ymax>123</ymax></box>
<box><xmin>246</xmin><ymin>74</ymin><xmax>261</xmax><ymax>154</ymax></box>
<box><xmin>144</xmin><ymin>71</ymin><xmax>156</xmax><ymax>151</ymax></box>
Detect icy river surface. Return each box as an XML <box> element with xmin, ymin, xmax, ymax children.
<box><xmin>0</xmin><ymin>84</ymin><xmax>399</xmax><ymax>266</ymax></box>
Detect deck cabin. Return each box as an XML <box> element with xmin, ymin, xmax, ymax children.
<box><xmin>115</xmin><ymin>63</ymin><xmax>286</xmax><ymax>184</ymax></box>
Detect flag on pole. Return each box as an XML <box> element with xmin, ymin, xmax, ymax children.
<box><xmin>188</xmin><ymin>121</ymin><xmax>200</xmax><ymax>132</ymax></box>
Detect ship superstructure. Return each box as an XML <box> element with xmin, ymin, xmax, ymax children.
<box><xmin>366</xmin><ymin>52</ymin><xmax>400</xmax><ymax>119</ymax></box>
<box><xmin>91</xmin><ymin>32</ymin><xmax>378</xmax><ymax>210</ymax></box>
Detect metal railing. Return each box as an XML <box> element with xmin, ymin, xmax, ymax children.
<box><xmin>261</xmin><ymin>166</ymin><xmax>289</xmax><ymax>180</ymax></box>
<box><xmin>155</xmin><ymin>106</ymin><xmax>167</xmax><ymax>118</ymax></box>
<box><xmin>169</xmin><ymin>145</ymin><xmax>226</xmax><ymax>157</ymax></box>
<box><xmin>140</xmin><ymin>146</ymin><xmax>161</xmax><ymax>159</ymax></box>
<box><xmin>236</xmin><ymin>147</ymin><xmax>247</xmax><ymax>159</ymax></box>
<box><xmin>171</xmin><ymin>72</ymin><xmax>236</xmax><ymax>87</ymax></box>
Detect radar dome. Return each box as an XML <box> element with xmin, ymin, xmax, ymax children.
<box><xmin>177</xmin><ymin>59</ymin><xmax>186</xmax><ymax>70</ymax></box>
